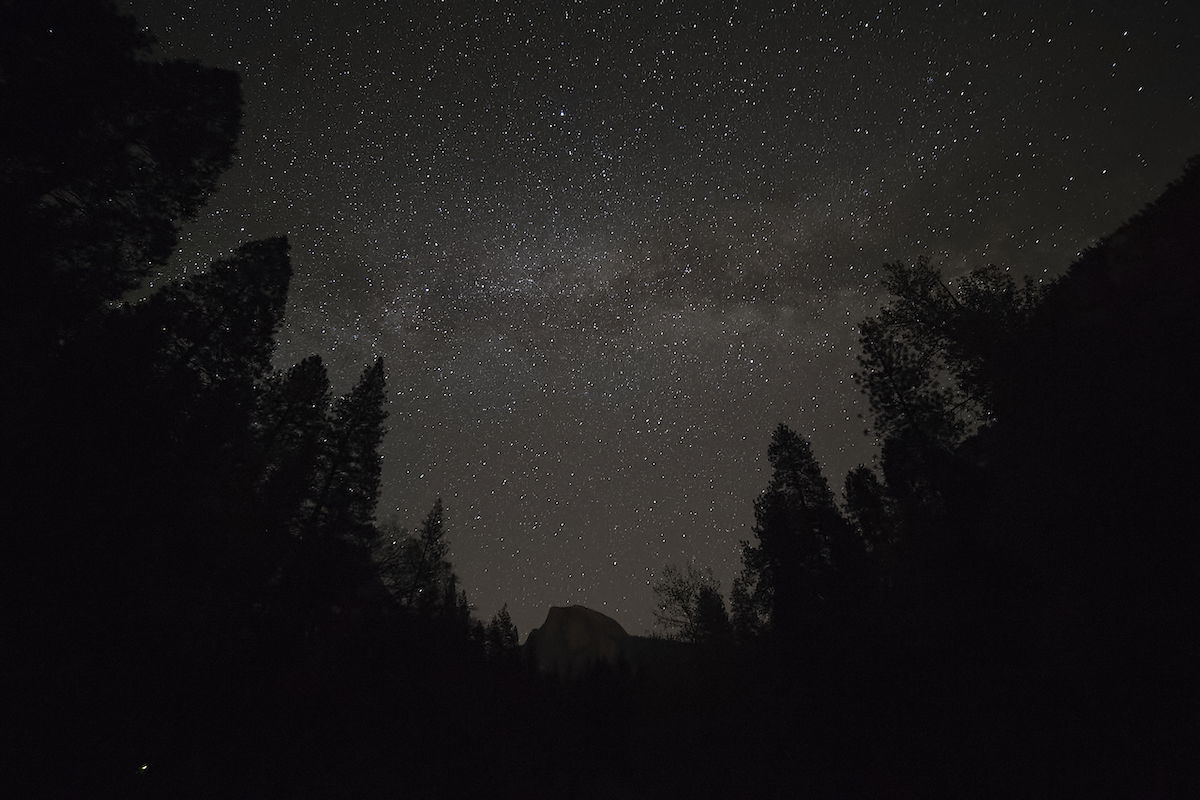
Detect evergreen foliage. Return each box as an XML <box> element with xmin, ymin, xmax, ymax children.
<box><xmin>739</xmin><ymin>424</ymin><xmax>852</xmax><ymax>641</ymax></box>
<box><xmin>486</xmin><ymin>604</ymin><xmax>521</xmax><ymax>657</ymax></box>
<box><xmin>405</xmin><ymin>498</ymin><xmax>453</xmax><ymax>609</ymax></box>
<box><xmin>306</xmin><ymin>357</ymin><xmax>388</xmax><ymax>545</ymax></box>
<box><xmin>254</xmin><ymin>355</ymin><xmax>333</xmax><ymax>537</ymax></box>
<box><xmin>689</xmin><ymin>585</ymin><xmax>733</xmax><ymax>647</ymax></box>
<box><xmin>727</xmin><ymin>574</ymin><xmax>763</xmax><ymax>642</ymax></box>
<box><xmin>5</xmin><ymin>2</ymin><xmax>1198</xmax><ymax>795</ymax></box>
<box><xmin>0</xmin><ymin>0</ymin><xmax>241</xmax><ymax>359</ymax></box>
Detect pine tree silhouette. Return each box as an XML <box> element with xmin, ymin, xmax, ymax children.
<box><xmin>741</xmin><ymin>424</ymin><xmax>849</xmax><ymax>643</ymax></box>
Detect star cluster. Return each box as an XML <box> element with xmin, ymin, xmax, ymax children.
<box><xmin>124</xmin><ymin>0</ymin><xmax>1200</xmax><ymax>634</ymax></box>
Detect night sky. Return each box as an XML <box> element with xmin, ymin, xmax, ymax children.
<box><xmin>122</xmin><ymin>0</ymin><xmax>1199</xmax><ymax>635</ymax></box>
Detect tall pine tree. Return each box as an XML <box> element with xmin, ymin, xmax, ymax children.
<box><xmin>306</xmin><ymin>357</ymin><xmax>388</xmax><ymax>545</ymax></box>
<box><xmin>404</xmin><ymin>498</ymin><xmax>452</xmax><ymax>610</ymax></box>
<box><xmin>728</xmin><ymin>574</ymin><xmax>762</xmax><ymax>643</ymax></box>
<box><xmin>254</xmin><ymin>355</ymin><xmax>332</xmax><ymax>543</ymax></box>
<box><xmin>741</xmin><ymin>424</ymin><xmax>851</xmax><ymax>643</ymax></box>
<box><xmin>486</xmin><ymin>604</ymin><xmax>520</xmax><ymax>657</ymax></box>
<box><xmin>282</xmin><ymin>357</ymin><xmax>389</xmax><ymax>632</ymax></box>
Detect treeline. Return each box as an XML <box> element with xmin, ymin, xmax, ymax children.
<box><xmin>649</xmin><ymin>160</ymin><xmax>1200</xmax><ymax>795</ymax></box>
<box><xmin>5</xmin><ymin>1</ymin><xmax>1199</xmax><ymax>797</ymax></box>
<box><xmin>3</xmin><ymin>3</ymin><xmax>523</xmax><ymax>796</ymax></box>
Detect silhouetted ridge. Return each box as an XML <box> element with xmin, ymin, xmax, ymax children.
<box><xmin>525</xmin><ymin>605</ymin><xmax>630</xmax><ymax>678</ymax></box>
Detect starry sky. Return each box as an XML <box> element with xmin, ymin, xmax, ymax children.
<box><xmin>122</xmin><ymin>0</ymin><xmax>1199</xmax><ymax>636</ymax></box>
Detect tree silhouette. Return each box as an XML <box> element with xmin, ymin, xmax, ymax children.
<box><xmin>40</xmin><ymin>238</ymin><xmax>294</xmax><ymax>620</ymax></box>
<box><xmin>728</xmin><ymin>574</ymin><xmax>763</xmax><ymax>642</ymax></box>
<box><xmin>111</xmin><ymin>238</ymin><xmax>292</xmax><ymax>560</ymax></box>
<box><xmin>274</xmin><ymin>357</ymin><xmax>389</xmax><ymax>633</ymax></box>
<box><xmin>740</xmin><ymin>424</ymin><xmax>850</xmax><ymax>643</ymax></box>
<box><xmin>1</xmin><ymin>3</ymin><xmax>532</xmax><ymax>794</ymax></box>
<box><xmin>842</xmin><ymin>465</ymin><xmax>891</xmax><ymax>554</ymax></box>
<box><xmin>486</xmin><ymin>604</ymin><xmax>521</xmax><ymax>658</ymax></box>
<box><xmin>306</xmin><ymin>357</ymin><xmax>388</xmax><ymax>546</ymax></box>
<box><xmin>404</xmin><ymin>498</ymin><xmax>453</xmax><ymax>609</ymax></box>
<box><xmin>373</xmin><ymin>516</ymin><xmax>414</xmax><ymax>599</ymax></box>
<box><xmin>690</xmin><ymin>585</ymin><xmax>733</xmax><ymax>647</ymax></box>
<box><xmin>9</xmin><ymin>0</ymin><xmax>1200</xmax><ymax>792</ymax></box>
<box><xmin>855</xmin><ymin>258</ymin><xmax>1042</xmax><ymax>448</ymax></box>
<box><xmin>650</xmin><ymin>563</ymin><xmax>722</xmax><ymax>641</ymax></box>
<box><xmin>254</xmin><ymin>355</ymin><xmax>333</xmax><ymax>538</ymax></box>
<box><xmin>439</xmin><ymin>571</ymin><xmax>474</xmax><ymax>633</ymax></box>
<box><xmin>0</xmin><ymin>0</ymin><xmax>241</xmax><ymax>365</ymax></box>
<box><xmin>851</xmin><ymin>259</ymin><xmax>1045</xmax><ymax>604</ymax></box>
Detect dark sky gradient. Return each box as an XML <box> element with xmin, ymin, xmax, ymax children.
<box><xmin>122</xmin><ymin>0</ymin><xmax>1199</xmax><ymax>635</ymax></box>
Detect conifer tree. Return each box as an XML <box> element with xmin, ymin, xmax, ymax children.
<box><xmin>728</xmin><ymin>574</ymin><xmax>762</xmax><ymax>642</ymax></box>
<box><xmin>404</xmin><ymin>498</ymin><xmax>451</xmax><ymax>609</ymax></box>
<box><xmin>139</xmin><ymin>238</ymin><xmax>291</xmax><ymax>384</ymax></box>
<box><xmin>439</xmin><ymin>573</ymin><xmax>473</xmax><ymax>633</ymax></box>
<box><xmin>255</xmin><ymin>355</ymin><xmax>332</xmax><ymax>536</ymax></box>
<box><xmin>690</xmin><ymin>585</ymin><xmax>734</xmax><ymax>647</ymax></box>
<box><xmin>486</xmin><ymin>604</ymin><xmax>520</xmax><ymax>657</ymax></box>
<box><xmin>741</xmin><ymin>424</ymin><xmax>849</xmax><ymax>641</ymax></box>
<box><xmin>373</xmin><ymin>516</ymin><xmax>414</xmax><ymax>600</ymax></box>
<box><xmin>273</xmin><ymin>357</ymin><xmax>387</xmax><ymax>631</ymax></box>
<box><xmin>135</xmin><ymin>240</ymin><xmax>293</xmax><ymax>600</ymax></box>
<box><xmin>306</xmin><ymin>357</ymin><xmax>388</xmax><ymax>545</ymax></box>
<box><xmin>55</xmin><ymin>237</ymin><xmax>293</xmax><ymax>561</ymax></box>
<box><xmin>107</xmin><ymin>237</ymin><xmax>294</xmax><ymax>517</ymax></box>
<box><xmin>843</xmin><ymin>465</ymin><xmax>891</xmax><ymax>552</ymax></box>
